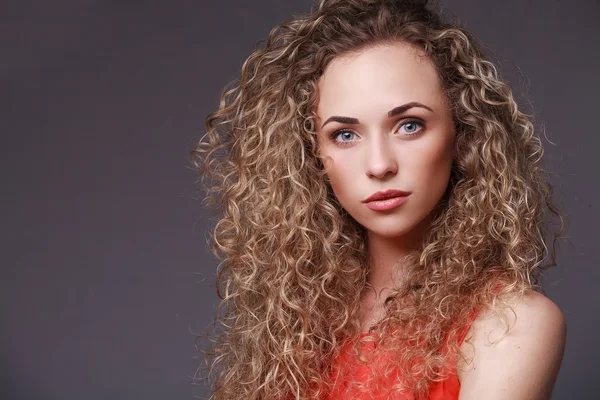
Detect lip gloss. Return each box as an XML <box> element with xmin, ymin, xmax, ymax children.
<box><xmin>364</xmin><ymin>196</ymin><xmax>408</xmax><ymax>211</ymax></box>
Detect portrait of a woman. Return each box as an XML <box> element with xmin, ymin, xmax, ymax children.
<box><xmin>191</xmin><ymin>0</ymin><xmax>567</xmax><ymax>398</ymax></box>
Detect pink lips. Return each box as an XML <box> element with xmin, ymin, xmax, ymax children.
<box><xmin>363</xmin><ymin>189</ymin><xmax>411</xmax><ymax>211</ymax></box>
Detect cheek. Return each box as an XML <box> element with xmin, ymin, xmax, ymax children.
<box><xmin>324</xmin><ymin>157</ymin><xmax>347</xmax><ymax>191</ymax></box>
<box><xmin>320</xmin><ymin>152</ymin><xmax>355</xmax><ymax>202</ymax></box>
<box><xmin>411</xmin><ymin>138</ymin><xmax>454</xmax><ymax>183</ymax></box>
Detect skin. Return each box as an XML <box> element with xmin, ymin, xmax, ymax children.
<box><xmin>316</xmin><ymin>43</ymin><xmax>566</xmax><ymax>399</ymax></box>
<box><xmin>316</xmin><ymin>43</ymin><xmax>455</xmax><ymax>329</ymax></box>
<box><xmin>458</xmin><ymin>291</ymin><xmax>566</xmax><ymax>400</ymax></box>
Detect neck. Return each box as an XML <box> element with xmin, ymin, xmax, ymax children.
<box><xmin>365</xmin><ymin>216</ymin><xmax>431</xmax><ymax>295</ymax></box>
<box><xmin>359</xmin><ymin>229</ymin><xmax>424</xmax><ymax>332</ymax></box>
<box><xmin>365</xmin><ymin>235</ymin><xmax>415</xmax><ymax>295</ymax></box>
<box><xmin>359</xmin><ymin>215</ymin><xmax>435</xmax><ymax>332</ymax></box>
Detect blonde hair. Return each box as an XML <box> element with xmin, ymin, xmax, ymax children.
<box><xmin>190</xmin><ymin>0</ymin><xmax>566</xmax><ymax>398</ymax></box>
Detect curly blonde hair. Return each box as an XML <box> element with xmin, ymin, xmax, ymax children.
<box><xmin>190</xmin><ymin>0</ymin><xmax>566</xmax><ymax>398</ymax></box>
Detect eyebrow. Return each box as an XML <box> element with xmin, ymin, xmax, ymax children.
<box><xmin>320</xmin><ymin>101</ymin><xmax>434</xmax><ymax>129</ymax></box>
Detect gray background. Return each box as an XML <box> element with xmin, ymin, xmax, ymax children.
<box><xmin>1</xmin><ymin>0</ymin><xmax>598</xmax><ymax>399</ymax></box>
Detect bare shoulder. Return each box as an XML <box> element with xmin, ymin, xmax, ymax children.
<box><xmin>457</xmin><ymin>290</ymin><xmax>567</xmax><ymax>400</ymax></box>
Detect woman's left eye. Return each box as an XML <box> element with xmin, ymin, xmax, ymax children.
<box><xmin>398</xmin><ymin>120</ymin><xmax>424</xmax><ymax>136</ymax></box>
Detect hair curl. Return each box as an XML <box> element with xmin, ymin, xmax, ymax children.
<box><xmin>190</xmin><ymin>0</ymin><xmax>566</xmax><ymax>398</ymax></box>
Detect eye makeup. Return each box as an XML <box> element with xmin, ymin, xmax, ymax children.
<box><xmin>329</xmin><ymin>118</ymin><xmax>426</xmax><ymax>147</ymax></box>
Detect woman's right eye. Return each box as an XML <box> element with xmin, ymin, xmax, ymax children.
<box><xmin>331</xmin><ymin>130</ymin><xmax>356</xmax><ymax>145</ymax></box>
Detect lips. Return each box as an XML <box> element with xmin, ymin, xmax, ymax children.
<box><xmin>363</xmin><ymin>189</ymin><xmax>411</xmax><ymax>203</ymax></box>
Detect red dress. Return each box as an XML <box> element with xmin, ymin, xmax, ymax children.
<box><xmin>327</xmin><ymin>312</ymin><xmax>477</xmax><ymax>400</ymax></box>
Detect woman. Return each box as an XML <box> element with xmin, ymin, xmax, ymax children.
<box><xmin>191</xmin><ymin>0</ymin><xmax>567</xmax><ymax>399</ymax></box>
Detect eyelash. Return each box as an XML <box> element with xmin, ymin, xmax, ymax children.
<box><xmin>330</xmin><ymin>119</ymin><xmax>425</xmax><ymax>145</ymax></box>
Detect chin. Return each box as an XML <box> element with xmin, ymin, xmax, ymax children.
<box><xmin>362</xmin><ymin>222</ymin><xmax>418</xmax><ymax>239</ymax></box>
<box><xmin>356</xmin><ymin>212</ymin><xmax>432</xmax><ymax>240</ymax></box>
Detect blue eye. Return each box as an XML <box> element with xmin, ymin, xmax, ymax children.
<box><xmin>399</xmin><ymin>120</ymin><xmax>424</xmax><ymax>136</ymax></box>
<box><xmin>331</xmin><ymin>130</ymin><xmax>356</xmax><ymax>144</ymax></box>
<box><xmin>329</xmin><ymin>120</ymin><xmax>424</xmax><ymax>146</ymax></box>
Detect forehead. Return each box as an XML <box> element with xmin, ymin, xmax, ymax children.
<box><xmin>316</xmin><ymin>43</ymin><xmax>445</xmax><ymax>117</ymax></box>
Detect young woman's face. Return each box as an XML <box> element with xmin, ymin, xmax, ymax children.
<box><xmin>316</xmin><ymin>43</ymin><xmax>455</xmax><ymax>240</ymax></box>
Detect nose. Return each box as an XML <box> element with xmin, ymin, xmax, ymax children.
<box><xmin>365</xmin><ymin>136</ymin><xmax>398</xmax><ymax>179</ymax></box>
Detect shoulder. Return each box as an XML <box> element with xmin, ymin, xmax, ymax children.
<box><xmin>456</xmin><ymin>290</ymin><xmax>567</xmax><ymax>400</ymax></box>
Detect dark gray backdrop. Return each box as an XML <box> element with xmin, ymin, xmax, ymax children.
<box><xmin>2</xmin><ymin>1</ymin><xmax>598</xmax><ymax>399</ymax></box>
